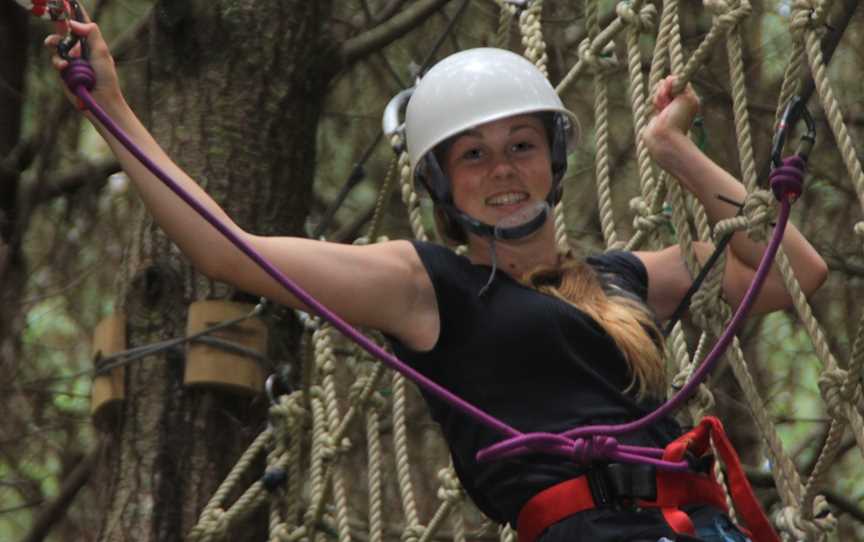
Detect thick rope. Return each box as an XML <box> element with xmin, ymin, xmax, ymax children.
<box><xmin>185</xmin><ymin>1</ymin><xmax>864</xmax><ymax>540</ymax></box>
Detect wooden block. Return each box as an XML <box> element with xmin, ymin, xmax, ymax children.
<box><xmin>184</xmin><ymin>300</ymin><xmax>268</xmax><ymax>394</ymax></box>
<box><xmin>90</xmin><ymin>312</ymin><xmax>127</xmax><ymax>425</ymax></box>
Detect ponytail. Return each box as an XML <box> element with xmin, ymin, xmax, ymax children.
<box><xmin>523</xmin><ymin>258</ymin><xmax>665</xmax><ymax>399</ymax></box>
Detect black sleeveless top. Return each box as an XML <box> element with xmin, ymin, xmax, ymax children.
<box><xmin>387</xmin><ymin>241</ymin><xmax>684</xmax><ymax>529</ymax></box>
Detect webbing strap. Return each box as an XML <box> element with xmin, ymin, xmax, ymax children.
<box><xmin>665</xmin><ymin>417</ymin><xmax>781</xmax><ymax>542</ymax></box>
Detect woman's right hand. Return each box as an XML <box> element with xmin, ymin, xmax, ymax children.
<box><xmin>44</xmin><ymin>19</ymin><xmax>124</xmax><ymax>110</ymax></box>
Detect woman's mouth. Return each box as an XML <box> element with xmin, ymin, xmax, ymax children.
<box><xmin>485</xmin><ymin>191</ymin><xmax>529</xmax><ymax>207</ymax></box>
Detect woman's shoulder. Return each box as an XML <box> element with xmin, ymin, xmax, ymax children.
<box><xmin>585</xmin><ymin>250</ymin><xmax>649</xmax><ymax>300</ymax></box>
<box><xmin>405</xmin><ymin>240</ymin><xmax>480</xmax><ymax>286</ymax></box>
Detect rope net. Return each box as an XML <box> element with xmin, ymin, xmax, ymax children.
<box><xmin>187</xmin><ymin>0</ymin><xmax>863</xmax><ymax>540</ymax></box>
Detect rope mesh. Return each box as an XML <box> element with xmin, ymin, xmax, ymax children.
<box><xmin>186</xmin><ymin>1</ymin><xmax>864</xmax><ymax>540</ymax></box>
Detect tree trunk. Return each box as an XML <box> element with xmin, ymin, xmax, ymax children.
<box><xmin>94</xmin><ymin>2</ymin><xmax>333</xmax><ymax>540</ymax></box>
<box><xmin>0</xmin><ymin>0</ymin><xmax>28</xmax><ymax>379</ymax></box>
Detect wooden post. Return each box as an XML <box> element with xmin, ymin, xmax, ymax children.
<box><xmin>184</xmin><ymin>300</ymin><xmax>268</xmax><ymax>394</ymax></box>
<box><xmin>90</xmin><ymin>313</ymin><xmax>127</xmax><ymax>428</ymax></box>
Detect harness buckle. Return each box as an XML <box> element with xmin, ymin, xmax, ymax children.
<box><xmin>585</xmin><ymin>463</ymin><xmax>659</xmax><ymax>510</ymax></box>
<box><xmin>586</xmin><ymin>466</ymin><xmax>613</xmax><ymax>507</ymax></box>
<box><xmin>606</xmin><ymin>463</ymin><xmax>657</xmax><ymax>502</ymax></box>
<box><xmin>586</xmin><ymin>463</ymin><xmax>658</xmax><ymax>510</ymax></box>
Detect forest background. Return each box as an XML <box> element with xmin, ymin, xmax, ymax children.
<box><xmin>1</xmin><ymin>0</ymin><xmax>863</xmax><ymax>540</ymax></box>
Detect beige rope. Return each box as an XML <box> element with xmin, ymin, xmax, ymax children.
<box><xmin>187</xmin><ymin>1</ymin><xmax>864</xmax><ymax>540</ymax></box>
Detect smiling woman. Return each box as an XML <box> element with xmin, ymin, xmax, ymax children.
<box><xmin>45</xmin><ymin>10</ymin><xmax>827</xmax><ymax>537</ymax></box>
<box><xmin>443</xmin><ymin>115</ymin><xmax>552</xmax><ymax>223</ymax></box>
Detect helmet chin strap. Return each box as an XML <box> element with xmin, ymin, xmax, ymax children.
<box><xmin>443</xmin><ymin>197</ymin><xmax>552</xmax><ymax>241</ymax></box>
<box><xmin>443</xmin><ymin>193</ymin><xmax>556</xmax><ymax>297</ymax></box>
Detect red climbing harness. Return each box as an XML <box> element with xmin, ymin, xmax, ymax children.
<box><xmin>517</xmin><ymin>417</ymin><xmax>780</xmax><ymax>542</ymax></box>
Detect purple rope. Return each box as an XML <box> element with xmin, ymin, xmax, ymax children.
<box><xmin>63</xmin><ymin>59</ymin><xmax>805</xmax><ymax>471</ymax></box>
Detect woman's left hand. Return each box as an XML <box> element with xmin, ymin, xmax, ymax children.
<box><xmin>643</xmin><ymin>75</ymin><xmax>701</xmax><ymax>167</ymax></box>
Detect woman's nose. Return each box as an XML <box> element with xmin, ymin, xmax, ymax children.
<box><xmin>489</xmin><ymin>153</ymin><xmax>517</xmax><ymax>179</ymax></box>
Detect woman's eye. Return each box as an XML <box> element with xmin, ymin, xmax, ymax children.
<box><xmin>512</xmin><ymin>141</ymin><xmax>535</xmax><ymax>152</ymax></box>
<box><xmin>461</xmin><ymin>148</ymin><xmax>483</xmax><ymax>160</ymax></box>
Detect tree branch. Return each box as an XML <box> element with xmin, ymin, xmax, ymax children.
<box><xmin>28</xmin><ymin>158</ymin><xmax>120</xmax><ymax>204</ymax></box>
<box><xmin>21</xmin><ymin>446</ymin><xmax>100</xmax><ymax>542</ymax></box>
<box><xmin>371</xmin><ymin>0</ymin><xmax>411</xmax><ymax>26</ymax></box>
<box><xmin>340</xmin><ymin>0</ymin><xmax>453</xmax><ymax>67</ymax></box>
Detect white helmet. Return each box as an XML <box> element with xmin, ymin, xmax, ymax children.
<box><xmin>404</xmin><ymin>48</ymin><xmax>580</xmax><ymax>186</ymax></box>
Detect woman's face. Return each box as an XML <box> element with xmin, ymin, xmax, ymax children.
<box><xmin>443</xmin><ymin>114</ymin><xmax>552</xmax><ymax>228</ymax></box>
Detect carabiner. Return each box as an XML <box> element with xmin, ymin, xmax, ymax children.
<box><xmin>770</xmin><ymin>95</ymin><xmax>816</xmax><ymax>169</ymax></box>
<box><xmin>56</xmin><ymin>0</ymin><xmax>88</xmax><ymax>62</ymax></box>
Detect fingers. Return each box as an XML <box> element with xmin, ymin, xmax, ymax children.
<box><xmin>653</xmin><ymin>77</ymin><xmax>674</xmax><ymax>111</ymax></box>
<box><xmin>44</xmin><ymin>34</ymin><xmax>69</xmax><ymax>69</ymax></box>
<box><xmin>653</xmin><ymin>75</ymin><xmax>700</xmax><ymax>113</ymax></box>
<box><xmin>69</xmin><ymin>20</ymin><xmax>98</xmax><ymax>39</ymax></box>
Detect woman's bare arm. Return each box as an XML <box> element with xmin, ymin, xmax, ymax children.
<box><xmin>46</xmin><ymin>21</ymin><xmax>439</xmax><ymax>348</ymax></box>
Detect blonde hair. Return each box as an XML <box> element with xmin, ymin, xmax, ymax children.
<box><xmin>431</xmin><ymin>203</ymin><xmax>665</xmax><ymax>398</ymax></box>
<box><xmin>523</xmin><ymin>257</ymin><xmax>666</xmax><ymax>399</ymax></box>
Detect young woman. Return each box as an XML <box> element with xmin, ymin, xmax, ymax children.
<box><xmin>47</xmin><ymin>20</ymin><xmax>826</xmax><ymax>542</ymax></box>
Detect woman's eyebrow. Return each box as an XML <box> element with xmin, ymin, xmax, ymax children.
<box><xmin>509</xmin><ymin>124</ymin><xmax>542</xmax><ymax>135</ymax></box>
<box><xmin>454</xmin><ymin>128</ymin><xmax>483</xmax><ymax>140</ymax></box>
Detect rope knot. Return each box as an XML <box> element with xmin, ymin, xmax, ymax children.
<box><xmin>742</xmin><ymin>189</ymin><xmax>777</xmax><ymax>243</ymax></box>
<box><xmin>789</xmin><ymin>0</ymin><xmax>820</xmax><ymax>37</ymax></box>
<box><xmin>270</xmin><ymin>393</ymin><xmax>309</xmax><ymax>435</ymax></box>
<box><xmin>401</xmin><ymin>524</ymin><xmax>427</xmax><ymax>542</ymax></box>
<box><xmin>571</xmin><ymin>435</ymin><xmax>619</xmax><ymax>463</ymax></box>
<box><xmin>690</xmin><ymin>279</ymin><xmax>731</xmax><ymax>333</ymax></box>
<box><xmin>318</xmin><ymin>432</ymin><xmax>351</xmax><ymax>459</ymax></box>
<box><xmin>348</xmin><ymin>375</ymin><xmax>387</xmax><ymax>411</ymax></box>
<box><xmin>616</xmin><ymin>1</ymin><xmax>657</xmax><ymax>32</ymax></box>
<box><xmin>703</xmin><ymin>0</ymin><xmax>733</xmax><ymax>15</ymax></box>
<box><xmin>705</xmin><ymin>0</ymin><xmax>752</xmax><ymax>23</ymax></box>
<box><xmin>774</xmin><ymin>496</ymin><xmax>837</xmax><ymax>540</ymax></box>
<box><xmin>269</xmin><ymin>523</ymin><xmax>307</xmax><ymax>542</ymax></box>
<box><xmin>671</xmin><ymin>368</ymin><xmax>716</xmax><ymax>413</ymax></box>
<box><xmin>630</xmin><ymin>197</ymin><xmax>667</xmax><ymax>234</ymax></box>
<box><xmin>769</xmin><ymin>155</ymin><xmax>805</xmax><ymax>202</ymax></box>
<box><xmin>436</xmin><ymin>467</ymin><xmax>464</xmax><ymax>503</ymax></box>
<box><xmin>577</xmin><ymin>38</ymin><xmax>618</xmax><ymax>73</ymax></box>
<box><xmin>818</xmin><ymin>368</ymin><xmax>860</xmax><ymax>418</ymax></box>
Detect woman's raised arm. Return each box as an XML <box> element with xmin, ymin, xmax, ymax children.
<box><xmin>638</xmin><ymin>76</ymin><xmax>827</xmax><ymax>321</ymax></box>
<box><xmin>46</xmin><ymin>21</ymin><xmax>438</xmax><ymax>348</ymax></box>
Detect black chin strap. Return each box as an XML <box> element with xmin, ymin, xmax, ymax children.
<box><xmin>445</xmin><ymin>191</ymin><xmax>556</xmax><ymax>297</ymax></box>
<box><xmin>443</xmin><ymin>196</ymin><xmax>551</xmax><ymax>241</ymax></box>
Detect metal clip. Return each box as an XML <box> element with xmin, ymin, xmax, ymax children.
<box><xmin>770</xmin><ymin>95</ymin><xmax>816</xmax><ymax>169</ymax></box>
<box><xmin>381</xmin><ymin>88</ymin><xmax>415</xmax><ymax>154</ymax></box>
<box><xmin>56</xmin><ymin>0</ymin><xmax>89</xmax><ymax>61</ymax></box>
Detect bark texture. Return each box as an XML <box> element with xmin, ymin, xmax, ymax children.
<box><xmin>0</xmin><ymin>0</ymin><xmax>29</xmax><ymax>388</ymax></box>
<box><xmin>95</xmin><ymin>2</ymin><xmax>333</xmax><ymax>540</ymax></box>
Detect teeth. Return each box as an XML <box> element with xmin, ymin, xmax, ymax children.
<box><xmin>486</xmin><ymin>192</ymin><xmax>528</xmax><ymax>206</ymax></box>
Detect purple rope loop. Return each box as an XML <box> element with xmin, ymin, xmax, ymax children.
<box><xmin>770</xmin><ymin>155</ymin><xmax>806</xmax><ymax>202</ymax></box>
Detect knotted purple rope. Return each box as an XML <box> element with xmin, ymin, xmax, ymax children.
<box><xmin>770</xmin><ymin>155</ymin><xmax>805</xmax><ymax>202</ymax></box>
<box><xmin>62</xmin><ymin>59</ymin><xmax>96</xmax><ymax>91</ymax></box>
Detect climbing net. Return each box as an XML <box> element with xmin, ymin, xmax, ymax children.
<box><xmin>186</xmin><ymin>0</ymin><xmax>863</xmax><ymax>540</ymax></box>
